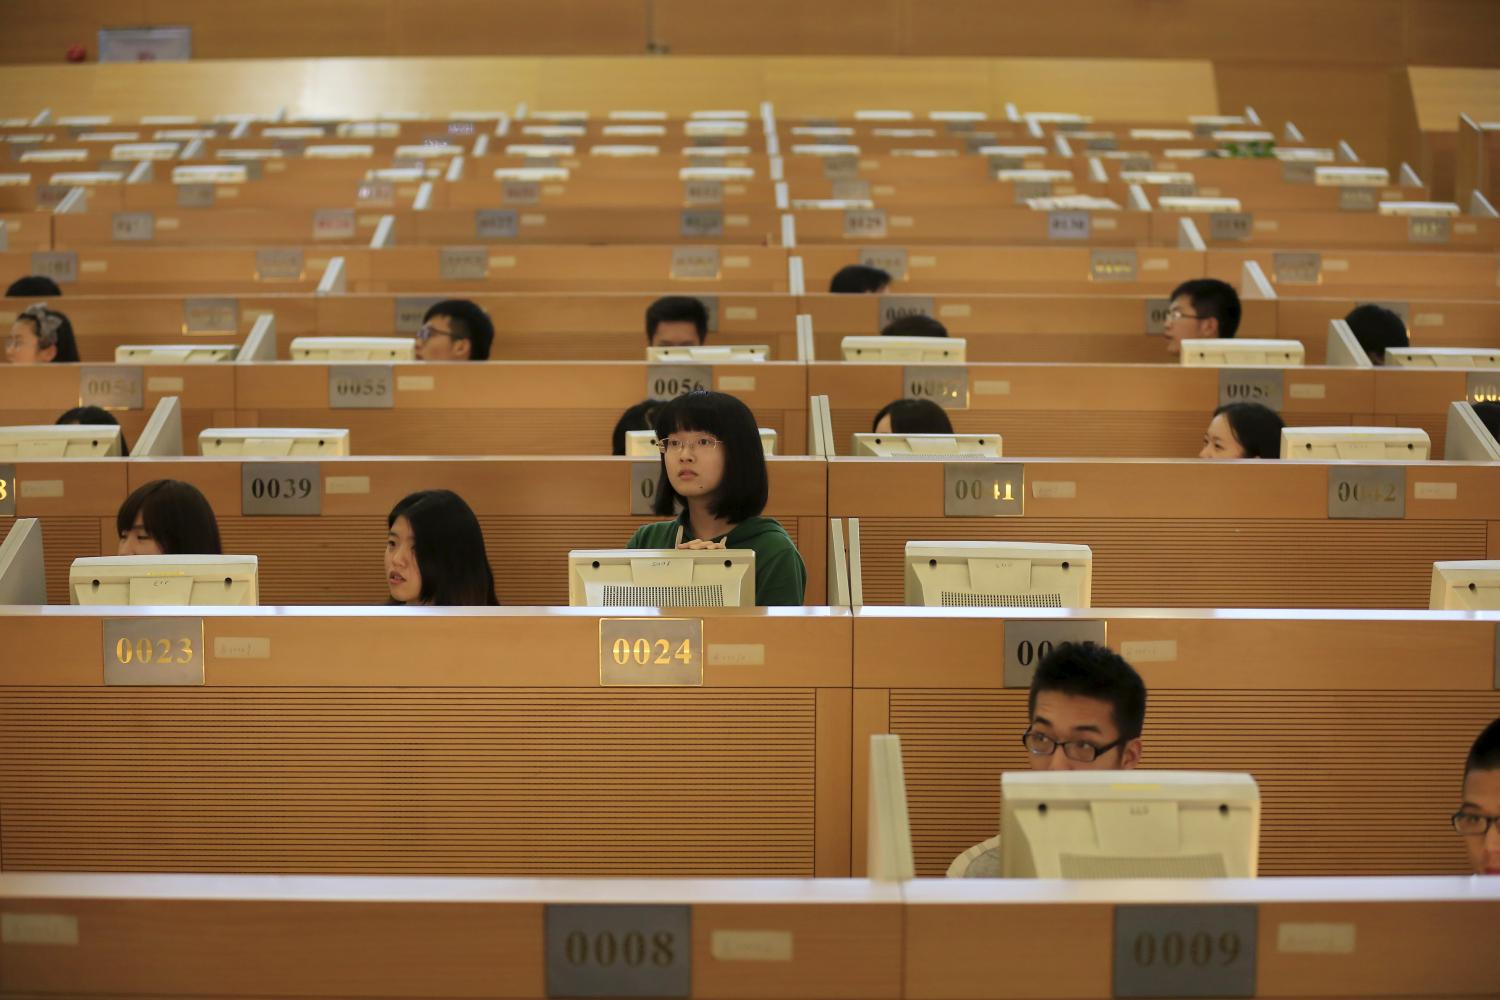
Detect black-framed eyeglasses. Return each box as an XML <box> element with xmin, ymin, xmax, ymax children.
<box><xmin>1452</xmin><ymin>810</ymin><xmax>1500</xmax><ymax>836</ymax></box>
<box><xmin>1166</xmin><ymin>307</ymin><xmax>1203</xmax><ymax>322</ymax></box>
<box><xmin>1021</xmin><ymin>727</ymin><xmax>1125</xmax><ymax>763</ymax></box>
<box><xmin>414</xmin><ymin>324</ymin><xmax>459</xmax><ymax>344</ymax></box>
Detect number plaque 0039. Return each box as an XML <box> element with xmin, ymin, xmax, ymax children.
<box><xmin>599</xmin><ymin>618</ymin><xmax>703</xmax><ymax>686</ymax></box>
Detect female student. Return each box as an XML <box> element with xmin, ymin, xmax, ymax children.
<box><xmin>57</xmin><ymin>405</ymin><xmax>129</xmax><ymax>455</ymax></box>
<box><xmin>6</xmin><ymin>304</ymin><xmax>79</xmax><ymax>364</ymax></box>
<box><xmin>627</xmin><ymin>390</ymin><xmax>806</xmax><ymax>606</ymax></box>
<box><xmin>871</xmin><ymin>398</ymin><xmax>955</xmax><ymax>435</ymax></box>
<box><xmin>385</xmin><ymin>489</ymin><xmax>499</xmax><ymax>606</ymax></box>
<box><xmin>117</xmin><ymin>480</ymin><xmax>222</xmax><ymax>555</ymax></box>
<box><xmin>1198</xmin><ymin>402</ymin><xmax>1284</xmax><ymax>460</ymax></box>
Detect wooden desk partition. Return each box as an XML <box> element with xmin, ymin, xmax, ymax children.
<box><xmin>851</xmin><ymin>608</ymin><xmax>1500</xmax><ymax>878</ymax></box>
<box><xmin>1</xmin><ymin>873</ymin><xmax>1494</xmax><ymax>998</ymax></box>
<box><xmin>0</xmin><ymin>247</ymin><xmax>328</xmax><ymax>294</ymax></box>
<box><xmin>0</xmin><ymin>361</ymin><xmax>236</xmax><ymax>447</ymax></box>
<box><xmin>2</xmin><ymin>455</ymin><xmax>827</xmax><ymax>606</ymax></box>
<box><xmin>231</xmin><ymin>360</ymin><xmax>811</xmax><ymax>456</ymax></box>
<box><xmin>798</xmin><ymin>246</ymin><xmax>1205</xmax><ymax>295</ymax></box>
<box><xmin>828</xmin><ymin>457</ymin><xmax>1499</xmax><ymax>608</ymax></box>
<box><xmin>0</xmin><ymin>607</ymin><xmax>854</xmax><ymax>877</ymax></box>
<box><xmin>1206</xmin><ymin>248</ymin><xmax>1500</xmax><ymax>301</ymax></box>
<box><xmin>791</xmin><ymin>207</ymin><xmax>1150</xmax><ymax>247</ymax></box>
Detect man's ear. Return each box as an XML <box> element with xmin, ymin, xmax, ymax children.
<box><xmin>452</xmin><ymin>338</ymin><xmax>471</xmax><ymax>360</ymax></box>
<box><xmin>1119</xmin><ymin>737</ymin><xmax>1143</xmax><ymax>769</ymax></box>
<box><xmin>1201</xmin><ymin>316</ymin><xmax>1221</xmax><ymax>338</ymax></box>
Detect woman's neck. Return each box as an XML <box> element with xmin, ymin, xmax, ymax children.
<box><xmin>686</xmin><ymin>499</ymin><xmax>736</xmax><ymax>541</ymax></box>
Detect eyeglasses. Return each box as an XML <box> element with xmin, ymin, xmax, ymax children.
<box><xmin>1452</xmin><ymin>810</ymin><xmax>1500</xmax><ymax>836</ymax></box>
<box><xmin>414</xmin><ymin>324</ymin><xmax>457</xmax><ymax>344</ymax></box>
<box><xmin>1021</xmin><ymin>727</ymin><xmax>1125</xmax><ymax>763</ymax></box>
<box><xmin>657</xmin><ymin>435</ymin><xmax>722</xmax><ymax>455</ymax></box>
<box><xmin>1166</xmin><ymin>307</ymin><xmax>1204</xmax><ymax>322</ymax></box>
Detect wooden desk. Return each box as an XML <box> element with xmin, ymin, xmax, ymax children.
<box><xmin>799</xmin><ymin>246</ymin><xmax>1205</xmax><ymax>295</ymax></box>
<box><xmin>828</xmin><ymin>457</ymin><xmax>1499</xmax><ymax>608</ymax></box>
<box><xmin>0</xmin><ymin>607</ymin><xmax>853</xmax><ymax>877</ymax></box>
<box><xmin>850</xmin><ymin>608</ymin><xmax>1500</xmax><ymax>879</ymax></box>
<box><xmin>1207</xmin><ymin>248</ymin><xmax>1500</xmax><ymax>302</ymax></box>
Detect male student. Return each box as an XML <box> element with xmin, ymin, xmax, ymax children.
<box><xmin>645</xmin><ymin>296</ymin><xmax>709</xmax><ymax>349</ymax></box>
<box><xmin>948</xmin><ymin>641</ymin><xmax>1146</xmax><ymax>876</ymax></box>
<box><xmin>1162</xmin><ymin>277</ymin><xmax>1241</xmax><ymax>355</ymax></box>
<box><xmin>414</xmin><ymin>300</ymin><xmax>494</xmax><ymax>361</ymax></box>
<box><xmin>1454</xmin><ymin>716</ymin><xmax>1500</xmax><ymax>876</ymax></box>
<box><xmin>829</xmin><ymin>264</ymin><xmax>892</xmax><ymax>294</ymax></box>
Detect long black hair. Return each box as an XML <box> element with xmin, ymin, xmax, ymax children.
<box><xmin>650</xmin><ymin>390</ymin><xmax>768</xmax><ymax>523</ymax></box>
<box><xmin>116</xmin><ymin>480</ymin><xmax>222</xmax><ymax>554</ymax></box>
<box><xmin>387</xmin><ymin>489</ymin><xmax>499</xmax><ymax>606</ymax></box>
<box><xmin>1213</xmin><ymin>402</ymin><xmax>1284</xmax><ymax>459</ymax></box>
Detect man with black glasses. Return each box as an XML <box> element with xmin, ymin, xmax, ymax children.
<box><xmin>1453</xmin><ymin>717</ymin><xmax>1500</xmax><ymax>876</ymax></box>
<box><xmin>948</xmin><ymin>641</ymin><xmax>1146</xmax><ymax>876</ymax></box>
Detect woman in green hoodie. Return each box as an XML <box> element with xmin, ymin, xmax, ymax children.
<box><xmin>627</xmin><ymin>390</ymin><xmax>806</xmax><ymax>606</ymax></box>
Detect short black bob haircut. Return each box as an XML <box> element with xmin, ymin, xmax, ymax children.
<box><xmin>1170</xmin><ymin>277</ymin><xmax>1241</xmax><ymax>338</ymax></box>
<box><xmin>829</xmin><ymin>264</ymin><xmax>892</xmax><ymax>294</ymax></box>
<box><xmin>6</xmin><ymin>275</ymin><xmax>63</xmax><ymax>298</ymax></box>
<box><xmin>1344</xmin><ymin>303</ymin><xmax>1409</xmax><ymax>364</ymax></box>
<box><xmin>650</xmin><ymin>390</ymin><xmax>768</xmax><ymax>523</ymax></box>
<box><xmin>1465</xmin><ymin>717</ymin><xmax>1500</xmax><ymax>776</ymax></box>
<box><xmin>422</xmin><ymin>299</ymin><xmax>494</xmax><ymax>361</ymax></box>
<box><xmin>387</xmin><ymin>489</ymin><xmax>499</xmax><ymax>607</ymax></box>
<box><xmin>1212</xmin><ymin>401</ymin><xmax>1284</xmax><ymax>459</ymax></box>
<box><xmin>611</xmin><ymin>399</ymin><xmax>662</xmax><ymax>456</ymax></box>
<box><xmin>57</xmin><ymin>405</ymin><xmax>129</xmax><ymax>455</ymax></box>
<box><xmin>880</xmin><ymin>313</ymin><xmax>948</xmax><ymax>338</ymax></box>
<box><xmin>1028</xmin><ymin>641</ymin><xmax>1147</xmax><ymax>742</ymax></box>
<box><xmin>871</xmin><ymin>398</ymin><xmax>954</xmax><ymax>434</ymax></box>
<box><xmin>644</xmin><ymin>296</ymin><xmax>709</xmax><ymax>342</ymax></box>
<box><xmin>116</xmin><ymin>480</ymin><xmax>222</xmax><ymax>555</ymax></box>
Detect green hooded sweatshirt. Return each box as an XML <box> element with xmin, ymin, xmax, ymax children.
<box><xmin>627</xmin><ymin>513</ymin><xmax>807</xmax><ymax>606</ymax></box>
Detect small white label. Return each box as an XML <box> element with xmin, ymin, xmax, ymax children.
<box><xmin>707</xmin><ymin>643</ymin><xmax>766</xmax><ymax>666</ymax></box>
<box><xmin>326</xmin><ymin>476</ymin><xmax>372</xmax><ymax>495</ymax></box>
<box><xmin>710</xmin><ymin>929</ymin><xmax>793</xmax><ymax>962</ymax></box>
<box><xmin>910</xmin><ymin>255</ymin><xmax>937</xmax><ymax>268</ymax></box>
<box><xmin>718</xmin><ymin>376</ymin><xmax>756</xmax><ymax>391</ymax></box>
<box><xmin>214</xmin><ymin>637</ymin><xmax>271</xmax><ymax>659</ymax></box>
<box><xmin>1093</xmin><ymin>216</ymin><xmax>1118</xmax><ymax>231</ymax></box>
<box><xmin>724</xmin><ymin>307</ymin><xmax>758</xmax><ymax>321</ymax></box>
<box><xmin>397</xmin><ymin>375</ymin><xmax>436</xmax><ymax>391</ymax></box>
<box><xmin>1</xmin><ymin>913</ymin><xmax>79</xmax><ymax>946</ymax></box>
<box><xmin>1141</xmin><ymin>257</ymin><xmax>1170</xmax><ymax>271</ymax></box>
<box><xmin>1413</xmin><ymin>313</ymin><xmax>1444</xmax><ymax>327</ymax></box>
<box><xmin>490</xmin><ymin>255</ymin><xmax>517</xmax><ymax>269</ymax></box>
<box><xmin>724</xmin><ymin>255</ymin><xmax>751</xmax><ymax>268</ymax></box>
<box><xmin>19</xmin><ymin>479</ymin><xmax>63</xmax><ymax>498</ymax></box>
<box><xmin>1414</xmin><ymin>482</ymin><xmax>1457</xmax><ymax>500</ymax></box>
<box><xmin>973</xmin><ymin>380</ymin><xmax>1011</xmax><ymax>396</ymax></box>
<box><xmin>1031</xmin><ymin>481</ymin><xmax>1077</xmax><ymax>499</ymax></box>
<box><xmin>147</xmin><ymin>376</ymin><xmax>185</xmax><ymax>392</ymax></box>
<box><xmin>1288</xmin><ymin>383</ymin><xmax>1326</xmax><ymax>399</ymax></box>
<box><xmin>1276</xmin><ymin>922</ymin><xmax>1355</xmax><ymax>955</ymax></box>
<box><xmin>938</xmin><ymin>304</ymin><xmax>972</xmax><ymax>318</ymax></box>
<box><xmin>1324</xmin><ymin>258</ymin><xmax>1350</xmax><ymax>272</ymax></box>
<box><xmin>1120</xmin><ymin>640</ymin><xmax>1179</xmax><ymax>663</ymax></box>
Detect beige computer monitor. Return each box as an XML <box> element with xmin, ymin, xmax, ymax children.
<box><xmin>623</xmin><ymin>429</ymin><xmax>777</xmax><ymax>457</ymax></box>
<box><xmin>70</xmin><ymin>555</ymin><xmax>259</xmax><ymax>606</ymax></box>
<box><xmin>0</xmin><ymin>425</ymin><xmax>123</xmax><ymax>458</ymax></box>
<box><xmin>1444</xmin><ymin>402</ymin><xmax>1500</xmax><ymax>461</ymax></box>
<box><xmin>1429</xmin><ymin>561</ymin><xmax>1500</xmax><ymax>611</ymax></box>
<box><xmin>841</xmin><ymin>336</ymin><xmax>967</xmax><ymax>363</ymax></box>
<box><xmin>904</xmin><ymin>541</ymin><xmax>1092</xmax><ymax>608</ymax></box>
<box><xmin>1385</xmin><ymin>348</ymin><xmax>1500</xmax><ymax>369</ymax></box>
<box><xmin>645</xmin><ymin>345</ymin><xmax>769</xmax><ymax>363</ymax></box>
<box><xmin>851</xmin><ymin>433</ymin><xmax>1001</xmax><ymax>458</ymax></box>
<box><xmin>289</xmin><ymin>337</ymin><xmax>415</xmax><ymax>362</ymax></box>
<box><xmin>1001</xmin><ymin>770</ymin><xmax>1260</xmax><ymax>878</ymax></box>
<box><xmin>866</xmin><ymin>734</ymin><xmax>915</xmax><ymax>881</ymax></box>
<box><xmin>1178</xmin><ymin>338</ymin><xmax>1304</xmax><ymax>367</ymax></box>
<box><xmin>198</xmin><ymin>428</ymin><xmax>351</xmax><ymax>457</ymax></box>
<box><xmin>114</xmin><ymin>345</ymin><xmax>237</xmax><ymax>364</ymax></box>
<box><xmin>567</xmin><ymin>549</ymin><xmax>755</xmax><ymax>608</ymax></box>
<box><xmin>1280</xmin><ymin>426</ymin><xmax>1430</xmax><ymax>460</ymax></box>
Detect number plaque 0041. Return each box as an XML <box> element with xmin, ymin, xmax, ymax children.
<box><xmin>599</xmin><ymin>618</ymin><xmax>703</xmax><ymax>686</ymax></box>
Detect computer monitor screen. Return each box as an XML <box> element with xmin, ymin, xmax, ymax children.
<box><xmin>623</xmin><ymin>429</ymin><xmax>777</xmax><ymax>457</ymax></box>
<box><xmin>568</xmin><ymin>549</ymin><xmax>754</xmax><ymax>608</ymax></box>
<box><xmin>852</xmin><ymin>433</ymin><xmax>1001</xmax><ymax>457</ymax></box>
<box><xmin>904</xmin><ymin>541</ymin><xmax>1092</xmax><ymax>608</ymax></box>
<box><xmin>1280</xmin><ymin>426</ymin><xmax>1430</xmax><ymax>460</ymax></box>
<box><xmin>70</xmin><ymin>555</ymin><xmax>259</xmax><ymax>606</ymax></box>
<box><xmin>0</xmin><ymin>518</ymin><xmax>46</xmax><ymax>604</ymax></box>
<box><xmin>1385</xmin><ymin>348</ymin><xmax>1500</xmax><ymax>369</ymax></box>
<box><xmin>841</xmin><ymin>336</ymin><xmax>967</xmax><ymax>364</ymax></box>
<box><xmin>645</xmin><ymin>345</ymin><xmax>769</xmax><ymax>363</ymax></box>
<box><xmin>0</xmin><ymin>424</ymin><xmax>123</xmax><ymax>458</ymax></box>
<box><xmin>198</xmin><ymin>428</ymin><xmax>351</xmax><ymax>457</ymax></box>
<box><xmin>1429</xmin><ymin>561</ymin><xmax>1500</xmax><ymax>611</ymax></box>
<box><xmin>1178</xmin><ymin>339</ymin><xmax>1304</xmax><ymax>367</ymax></box>
<box><xmin>114</xmin><ymin>345</ymin><xmax>237</xmax><ymax>364</ymax></box>
<box><xmin>289</xmin><ymin>337</ymin><xmax>415</xmax><ymax>362</ymax></box>
<box><xmin>1001</xmin><ymin>770</ymin><xmax>1260</xmax><ymax>878</ymax></box>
